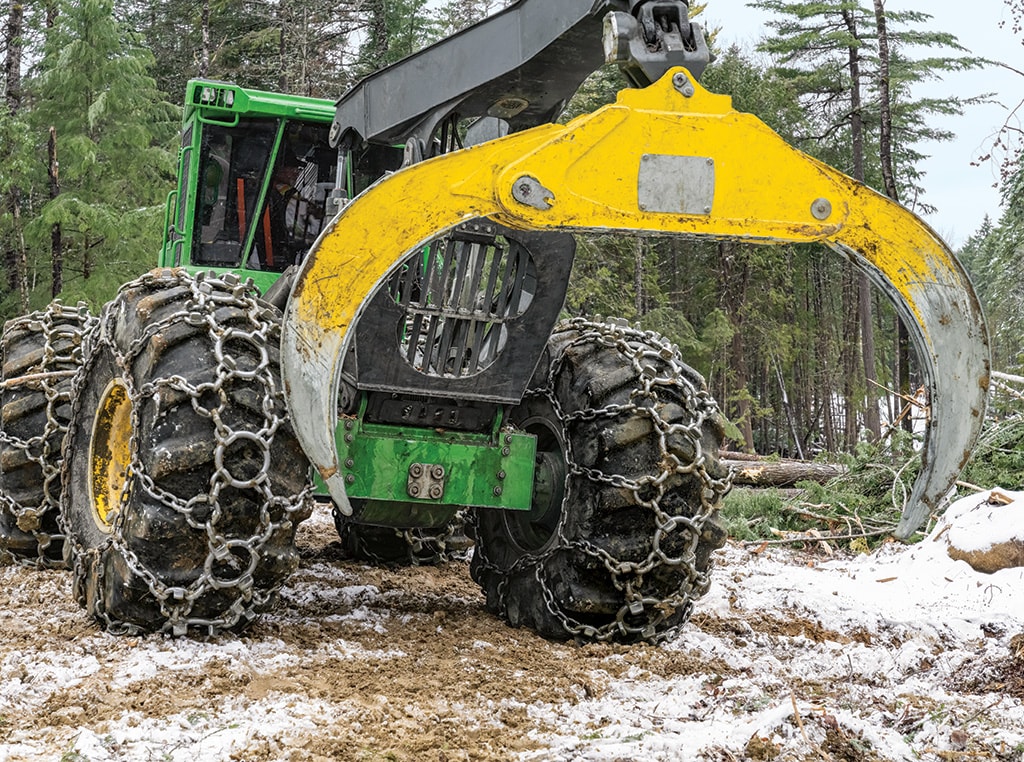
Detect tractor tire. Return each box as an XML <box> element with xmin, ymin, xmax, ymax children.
<box><xmin>61</xmin><ymin>269</ymin><xmax>311</xmax><ymax>636</ymax></box>
<box><xmin>470</xmin><ymin>318</ymin><xmax>731</xmax><ymax>644</ymax></box>
<box><xmin>332</xmin><ymin>509</ymin><xmax>468</xmax><ymax>566</ymax></box>
<box><xmin>0</xmin><ymin>302</ymin><xmax>95</xmax><ymax>567</ymax></box>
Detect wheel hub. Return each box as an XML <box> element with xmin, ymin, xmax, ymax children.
<box><xmin>503</xmin><ymin>415</ymin><xmax>566</xmax><ymax>553</ymax></box>
<box><xmin>89</xmin><ymin>379</ymin><xmax>133</xmax><ymax>530</ymax></box>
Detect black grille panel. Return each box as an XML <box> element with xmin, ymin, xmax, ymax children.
<box><xmin>389</xmin><ymin>227</ymin><xmax>535</xmax><ymax>378</ymax></box>
<box><xmin>353</xmin><ymin>221</ymin><xmax>575</xmax><ymax>405</ymax></box>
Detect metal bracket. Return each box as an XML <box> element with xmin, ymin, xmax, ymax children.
<box><xmin>512</xmin><ymin>176</ymin><xmax>555</xmax><ymax>210</ymax></box>
<box><xmin>408</xmin><ymin>463</ymin><xmax>446</xmax><ymax>500</ymax></box>
<box><xmin>604</xmin><ymin>2</ymin><xmax>710</xmax><ymax>87</ymax></box>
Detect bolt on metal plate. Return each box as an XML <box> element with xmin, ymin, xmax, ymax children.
<box><xmin>672</xmin><ymin>72</ymin><xmax>695</xmax><ymax>97</ymax></box>
<box><xmin>512</xmin><ymin>176</ymin><xmax>554</xmax><ymax>210</ymax></box>
<box><xmin>811</xmin><ymin>197</ymin><xmax>833</xmax><ymax>220</ymax></box>
<box><xmin>408</xmin><ymin>462</ymin><xmax>446</xmax><ymax>500</ymax></box>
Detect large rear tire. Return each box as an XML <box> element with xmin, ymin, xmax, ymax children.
<box><xmin>470</xmin><ymin>319</ymin><xmax>730</xmax><ymax>644</ymax></box>
<box><xmin>0</xmin><ymin>303</ymin><xmax>95</xmax><ymax>567</ymax></box>
<box><xmin>61</xmin><ymin>269</ymin><xmax>311</xmax><ymax>635</ymax></box>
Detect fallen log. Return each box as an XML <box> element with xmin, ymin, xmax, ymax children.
<box><xmin>721</xmin><ymin>454</ymin><xmax>848</xmax><ymax>487</ymax></box>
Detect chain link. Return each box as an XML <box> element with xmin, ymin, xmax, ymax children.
<box><xmin>65</xmin><ymin>270</ymin><xmax>310</xmax><ymax>635</ymax></box>
<box><xmin>0</xmin><ymin>302</ymin><xmax>95</xmax><ymax>567</ymax></box>
<box><xmin>399</xmin><ymin>510</ymin><xmax>471</xmax><ymax>563</ymax></box>
<box><xmin>339</xmin><ymin>509</ymin><xmax>471</xmax><ymax>566</ymax></box>
<box><xmin>473</xmin><ymin>317</ymin><xmax>732</xmax><ymax>643</ymax></box>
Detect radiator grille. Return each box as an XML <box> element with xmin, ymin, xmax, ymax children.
<box><xmin>388</xmin><ymin>228</ymin><xmax>536</xmax><ymax>378</ymax></box>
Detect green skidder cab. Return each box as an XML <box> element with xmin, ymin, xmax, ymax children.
<box><xmin>0</xmin><ymin>0</ymin><xmax>989</xmax><ymax>645</ymax></box>
<box><xmin>159</xmin><ymin>80</ymin><xmax>389</xmax><ymax>292</ymax></box>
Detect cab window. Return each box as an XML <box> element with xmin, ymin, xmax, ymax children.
<box><xmin>193</xmin><ymin>119</ymin><xmax>277</xmax><ymax>269</ymax></box>
<box><xmin>250</xmin><ymin>121</ymin><xmax>335</xmax><ymax>272</ymax></box>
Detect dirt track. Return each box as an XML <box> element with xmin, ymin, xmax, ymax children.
<box><xmin>1</xmin><ymin>504</ymin><xmax>1022</xmax><ymax>761</ymax></box>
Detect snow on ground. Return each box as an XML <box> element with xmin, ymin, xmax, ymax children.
<box><xmin>1</xmin><ymin>494</ymin><xmax>1022</xmax><ymax>761</ymax></box>
<box><xmin>533</xmin><ymin>491</ymin><xmax>1024</xmax><ymax>760</ymax></box>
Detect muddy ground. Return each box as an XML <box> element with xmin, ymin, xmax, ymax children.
<box><xmin>1</xmin><ymin>503</ymin><xmax>1022</xmax><ymax>762</ymax></box>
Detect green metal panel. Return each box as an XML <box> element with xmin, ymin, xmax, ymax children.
<box><xmin>183</xmin><ymin>80</ymin><xmax>335</xmax><ymax>124</ymax></box>
<box><xmin>334</xmin><ymin>418</ymin><xmax>537</xmax><ymax>512</ymax></box>
<box><xmin>181</xmin><ymin>265</ymin><xmax>281</xmax><ymax>295</ymax></box>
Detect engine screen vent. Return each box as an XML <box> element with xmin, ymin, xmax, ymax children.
<box><xmin>388</xmin><ymin>225</ymin><xmax>536</xmax><ymax>378</ymax></box>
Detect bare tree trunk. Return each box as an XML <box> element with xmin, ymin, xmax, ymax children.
<box><xmin>812</xmin><ymin>261</ymin><xmax>837</xmax><ymax>453</ymax></box>
<box><xmin>857</xmin><ymin>270</ymin><xmax>881</xmax><ymax>444</ymax></box>
<box><xmin>633</xmin><ymin>238</ymin><xmax>645</xmax><ymax>316</ymax></box>
<box><xmin>5</xmin><ymin>0</ymin><xmax>29</xmax><ymax>311</ymax></box>
<box><xmin>873</xmin><ymin>0</ymin><xmax>899</xmax><ymax>203</ymax></box>
<box><xmin>721</xmin><ymin>453</ymin><xmax>846</xmax><ymax>487</ymax></box>
<box><xmin>858</xmin><ymin>275</ymin><xmax>880</xmax><ymax>432</ymax></box>
<box><xmin>731</xmin><ymin>330</ymin><xmax>755</xmax><ymax>452</ymax></box>
<box><xmin>772</xmin><ymin>355</ymin><xmax>804</xmax><ymax>459</ymax></box>
<box><xmin>200</xmin><ymin>0</ymin><xmax>211</xmax><ymax>77</ymax></box>
<box><xmin>367</xmin><ymin>0</ymin><xmax>389</xmax><ymax>69</ymax></box>
<box><xmin>4</xmin><ymin>0</ymin><xmax>24</xmax><ymax>114</ymax></box>
<box><xmin>896</xmin><ymin>314</ymin><xmax>912</xmax><ymax>431</ymax></box>
<box><xmin>277</xmin><ymin>1</ymin><xmax>288</xmax><ymax>92</ymax></box>
<box><xmin>843</xmin><ymin>8</ymin><xmax>881</xmax><ymax>442</ymax></box>
<box><xmin>840</xmin><ymin>266</ymin><xmax>860</xmax><ymax>450</ymax></box>
<box><xmin>10</xmin><ymin>197</ymin><xmax>29</xmax><ymax>314</ymax></box>
<box><xmin>49</xmin><ymin>127</ymin><xmax>63</xmax><ymax>299</ymax></box>
<box><xmin>843</xmin><ymin>10</ymin><xmax>865</xmax><ymax>186</ymax></box>
<box><xmin>718</xmin><ymin>240</ymin><xmax>755</xmax><ymax>452</ymax></box>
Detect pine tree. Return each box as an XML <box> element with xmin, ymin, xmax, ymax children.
<box><xmin>752</xmin><ymin>0</ymin><xmax>984</xmax><ymax>446</ymax></box>
<box><xmin>753</xmin><ymin>2</ymin><xmax>878</xmax><ymax>444</ymax></box>
<box><xmin>276</xmin><ymin>0</ymin><xmax>364</xmax><ymax>97</ymax></box>
<box><xmin>356</xmin><ymin>0</ymin><xmax>435</xmax><ymax>75</ymax></box>
<box><xmin>984</xmin><ymin>0</ymin><xmax>1024</xmax><ymax>187</ymax></box>
<box><xmin>434</xmin><ymin>0</ymin><xmax>497</xmax><ymax>37</ymax></box>
<box><xmin>959</xmin><ymin>3</ymin><xmax>1024</xmax><ymax>376</ymax></box>
<box><xmin>24</xmin><ymin>0</ymin><xmax>177</xmax><ymax>307</ymax></box>
<box><xmin>698</xmin><ymin>48</ymin><xmax>820</xmax><ymax>454</ymax></box>
<box><xmin>2</xmin><ymin>0</ymin><xmax>35</xmax><ymax>313</ymax></box>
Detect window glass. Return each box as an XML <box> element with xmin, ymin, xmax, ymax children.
<box><xmin>350</xmin><ymin>143</ymin><xmax>405</xmax><ymax>198</ymax></box>
<box><xmin>250</xmin><ymin>121</ymin><xmax>336</xmax><ymax>272</ymax></box>
<box><xmin>193</xmin><ymin>119</ymin><xmax>277</xmax><ymax>269</ymax></box>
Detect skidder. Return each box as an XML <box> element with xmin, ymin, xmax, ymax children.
<box><xmin>0</xmin><ymin>0</ymin><xmax>989</xmax><ymax>645</ymax></box>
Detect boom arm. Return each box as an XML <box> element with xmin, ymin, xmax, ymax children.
<box><xmin>330</xmin><ymin>0</ymin><xmax>710</xmax><ymax>155</ymax></box>
<box><xmin>283</xmin><ymin>70</ymin><xmax>989</xmax><ymax>539</ymax></box>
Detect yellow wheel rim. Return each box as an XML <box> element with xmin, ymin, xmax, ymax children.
<box><xmin>89</xmin><ymin>379</ymin><xmax>133</xmax><ymax>530</ymax></box>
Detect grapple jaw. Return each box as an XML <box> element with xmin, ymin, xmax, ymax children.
<box><xmin>281</xmin><ymin>69</ymin><xmax>990</xmax><ymax>537</ymax></box>
<box><xmin>828</xmin><ymin>239</ymin><xmax>989</xmax><ymax>538</ymax></box>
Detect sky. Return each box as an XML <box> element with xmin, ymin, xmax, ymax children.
<box><xmin>700</xmin><ymin>0</ymin><xmax>1023</xmax><ymax>248</ymax></box>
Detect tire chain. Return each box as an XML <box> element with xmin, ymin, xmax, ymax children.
<box><xmin>338</xmin><ymin>509</ymin><xmax>471</xmax><ymax>566</ymax></box>
<box><xmin>403</xmin><ymin>512</ymin><xmax>472</xmax><ymax>562</ymax></box>
<box><xmin>0</xmin><ymin>302</ymin><xmax>96</xmax><ymax>567</ymax></box>
<box><xmin>64</xmin><ymin>270</ymin><xmax>311</xmax><ymax>635</ymax></box>
<box><xmin>471</xmin><ymin>317</ymin><xmax>732</xmax><ymax>643</ymax></box>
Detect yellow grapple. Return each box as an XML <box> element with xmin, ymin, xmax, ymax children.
<box><xmin>282</xmin><ymin>69</ymin><xmax>989</xmax><ymax>539</ymax></box>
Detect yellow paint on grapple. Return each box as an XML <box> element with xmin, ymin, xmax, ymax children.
<box><xmin>282</xmin><ymin>68</ymin><xmax>989</xmax><ymax>537</ymax></box>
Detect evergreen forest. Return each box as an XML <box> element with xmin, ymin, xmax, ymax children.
<box><xmin>1</xmin><ymin>0</ymin><xmax>1022</xmax><ymax>495</ymax></box>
